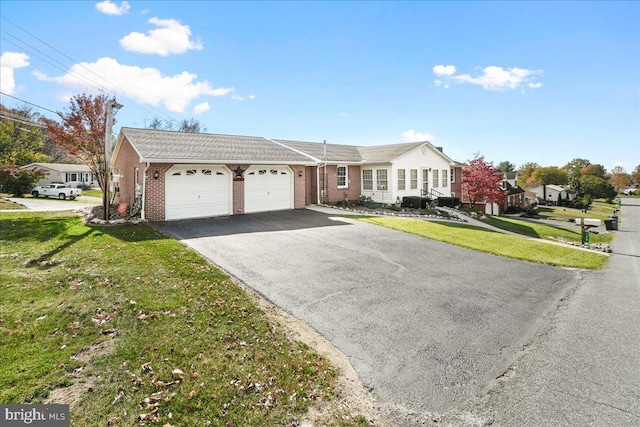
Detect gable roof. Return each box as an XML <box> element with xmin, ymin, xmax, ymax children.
<box><xmin>357</xmin><ymin>141</ymin><xmax>424</xmax><ymax>163</ymax></box>
<box><xmin>21</xmin><ymin>162</ymin><xmax>91</xmax><ymax>172</ymax></box>
<box><xmin>118</xmin><ymin>128</ymin><xmax>316</xmax><ymax>164</ymax></box>
<box><xmin>272</xmin><ymin>139</ymin><xmax>362</xmax><ymax>162</ymax></box>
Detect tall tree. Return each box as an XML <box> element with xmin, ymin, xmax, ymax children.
<box><xmin>631</xmin><ymin>164</ymin><xmax>640</xmax><ymax>185</ymax></box>
<box><xmin>0</xmin><ymin>104</ymin><xmax>52</xmax><ymax>165</ymax></box>
<box><xmin>562</xmin><ymin>158</ymin><xmax>591</xmax><ymax>179</ymax></box>
<box><xmin>144</xmin><ymin>117</ymin><xmax>207</xmax><ymax>133</ymax></box>
<box><xmin>579</xmin><ymin>175</ymin><xmax>616</xmax><ymax>199</ymax></box>
<box><xmin>517</xmin><ymin>162</ymin><xmax>540</xmax><ymax>188</ymax></box>
<box><xmin>44</xmin><ymin>92</ymin><xmax>111</xmax><ymax>192</ymax></box>
<box><xmin>497</xmin><ymin>161</ymin><xmax>516</xmax><ymax>173</ymax></box>
<box><xmin>532</xmin><ymin>166</ymin><xmax>568</xmax><ymax>186</ymax></box>
<box><xmin>462</xmin><ymin>155</ymin><xmax>507</xmax><ymax>210</ymax></box>
<box><xmin>580</xmin><ymin>163</ymin><xmax>606</xmax><ymax>178</ymax></box>
<box><xmin>609</xmin><ymin>166</ymin><xmax>631</xmax><ymax>191</ymax></box>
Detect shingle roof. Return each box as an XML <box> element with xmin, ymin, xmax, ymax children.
<box><xmin>22</xmin><ymin>162</ymin><xmax>91</xmax><ymax>172</ymax></box>
<box><xmin>272</xmin><ymin>139</ymin><xmax>362</xmax><ymax>162</ymax></box>
<box><xmin>357</xmin><ymin>141</ymin><xmax>424</xmax><ymax>163</ymax></box>
<box><xmin>120</xmin><ymin>128</ymin><xmax>315</xmax><ymax>164</ymax></box>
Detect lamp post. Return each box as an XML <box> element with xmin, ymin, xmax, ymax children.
<box><xmin>103</xmin><ymin>99</ymin><xmax>123</xmax><ymax>220</ymax></box>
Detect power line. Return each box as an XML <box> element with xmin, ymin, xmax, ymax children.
<box><xmin>0</xmin><ymin>91</ymin><xmax>59</xmax><ymax>115</ymax></box>
<box><xmin>1</xmin><ymin>16</ymin><xmax>181</xmax><ymax>125</ymax></box>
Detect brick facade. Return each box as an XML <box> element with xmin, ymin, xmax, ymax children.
<box><xmin>318</xmin><ymin>164</ymin><xmax>362</xmax><ymax>204</ymax></box>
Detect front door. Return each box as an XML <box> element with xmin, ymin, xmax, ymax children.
<box><xmin>422</xmin><ymin>169</ymin><xmax>429</xmax><ymax>197</ymax></box>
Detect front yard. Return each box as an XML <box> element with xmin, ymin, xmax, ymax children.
<box><xmin>0</xmin><ymin>211</ymin><xmax>368</xmax><ymax>426</ymax></box>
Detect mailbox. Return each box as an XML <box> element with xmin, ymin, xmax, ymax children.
<box><xmin>577</xmin><ymin>218</ymin><xmax>601</xmax><ymax>227</ymax></box>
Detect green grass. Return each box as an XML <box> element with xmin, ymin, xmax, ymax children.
<box><xmin>0</xmin><ymin>196</ymin><xmax>26</xmax><ymax>209</ymax></box>
<box><xmin>358</xmin><ymin>217</ymin><xmax>609</xmax><ymax>270</ymax></box>
<box><xmin>0</xmin><ymin>211</ymin><xmax>365</xmax><ymax>426</ymax></box>
<box><xmin>536</xmin><ymin>203</ymin><xmax>616</xmax><ymax>222</ymax></box>
<box><xmin>81</xmin><ymin>189</ymin><xmax>103</xmax><ymax>198</ymax></box>
<box><xmin>482</xmin><ymin>215</ymin><xmax>615</xmax><ymax>245</ymax></box>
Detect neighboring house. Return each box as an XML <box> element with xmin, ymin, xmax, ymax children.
<box><xmin>111</xmin><ymin>127</ymin><xmax>460</xmax><ymax>222</ymax></box>
<box><xmin>529</xmin><ymin>184</ymin><xmax>576</xmax><ymax>204</ymax></box>
<box><xmin>500</xmin><ymin>180</ymin><xmax>526</xmax><ymax>211</ymax></box>
<box><xmin>21</xmin><ymin>162</ymin><xmax>98</xmax><ymax>188</ymax></box>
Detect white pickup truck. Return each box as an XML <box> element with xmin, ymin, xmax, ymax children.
<box><xmin>31</xmin><ymin>183</ymin><xmax>82</xmax><ymax>200</ymax></box>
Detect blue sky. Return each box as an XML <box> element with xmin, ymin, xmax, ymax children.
<box><xmin>1</xmin><ymin>1</ymin><xmax>638</xmax><ymax>172</ymax></box>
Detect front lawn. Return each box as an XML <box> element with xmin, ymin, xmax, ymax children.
<box><xmin>0</xmin><ymin>211</ymin><xmax>367</xmax><ymax>426</ymax></box>
<box><xmin>481</xmin><ymin>215</ymin><xmax>615</xmax><ymax>245</ymax></box>
<box><xmin>359</xmin><ymin>217</ymin><xmax>609</xmax><ymax>270</ymax></box>
<box><xmin>536</xmin><ymin>204</ymin><xmax>614</xmax><ymax>222</ymax></box>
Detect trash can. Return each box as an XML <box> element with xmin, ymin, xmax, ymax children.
<box><xmin>610</xmin><ymin>215</ymin><xmax>619</xmax><ymax>230</ymax></box>
<box><xmin>604</xmin><ymin>220</ymin><xmax>614</xmax><ymax>230</ymax></box>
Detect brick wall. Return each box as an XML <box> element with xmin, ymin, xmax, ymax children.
<box><xmin>290</xmin><ymin>165</ymin><xmax>306</xmax><ymax>208</ymax></box>
<box><xmin>144</xmin><ymin>163</ymin><xmax>171</xmax><ymax>222</ymax></box>
<box><xmin>228</xmin><ymin>164</ymin><xmax>248</xmax><ymax>214</ymax></box>
<box><xmin>112</xmin><ymin>137</ymin><xmax>143</xmax><ymax>206</ymax></box>
<box><xmin>319</xmin><ymin>164</ymin><xmax>361</xmax><ymax>203</ymax></box>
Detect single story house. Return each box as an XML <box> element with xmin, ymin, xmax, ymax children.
<box><xmin>528</xmin><ymin>184</ymin><xmax>576</xmax><ymax>204</ymax></box>
<box><xmin>111</xmin><ymin>127</ymin><xmax>459</xmax><ymax>222</ymax></box>
<box><xmin>21</xmin><ymin>162</ymin><xmax>98</xmax><ymax>188</ymax></box>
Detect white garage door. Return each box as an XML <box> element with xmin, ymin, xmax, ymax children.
<box><xmin>165</xmin><ymin>165</ymin><xmax>231</xmax><ymax>220</ymax></box>
<box><xmin>244</xmin><ymin>166</ymin><xmax>293</xmax><ymax>213</ymax></box>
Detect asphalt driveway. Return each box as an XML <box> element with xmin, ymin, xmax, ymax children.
<box><xmin>156</xmin><ymin>209</ymin><xmax>579</xmax><ymax>418</ymax></box>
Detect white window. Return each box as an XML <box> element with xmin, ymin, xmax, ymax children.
<box><xmin>363</xmin><ymin>169</ymin><xmax>373</xmax><ymax>190</ymax></box>
<box><xmin>397</xmin><ymin>169</ymin><xmax>406</xmax><ymax>191</ymax></box>
<box><xmin>377</xmin><ymin>169</ymin><xmax>388</xmax><ymax>191</ymax></box>
<box><xmin>442</xmin><ymin>169</ymin><xmax>448</xmax><ymax>187</ymax></box>
<box><xmin>337</xmin><ymin>166</ymin><xmax>348</xmax><ymax>188</ymax></box>
<box><xmin>432</xmin><ymin>169</ymin><xmax>439</xmax><ymax>187</ymax></box>
<box><xmin>410</xmin><ymin>169</ymin><xmax>418</xmax><ymax>189</ymax></box>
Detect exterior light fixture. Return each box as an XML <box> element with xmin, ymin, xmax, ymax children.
<box><xmin>154</xmin><ymin>170</ymin><xmax>159</xmax><ymax>179</ymax></box>
<box><xmin>298</xmin><ymin>170</ymin><xmax>303</xmax><ymax>177</ymax></box>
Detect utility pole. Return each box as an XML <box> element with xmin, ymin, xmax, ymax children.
<box><xmin>103</xmin><ymin>99</ymin><xmax>123</xmax><ymax>220</ymax></box>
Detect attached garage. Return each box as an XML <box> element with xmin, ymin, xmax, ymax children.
<box><xmin>165</xmin><ymin>165</ymin><xmax>232</xmax><ymax>220</ymax></box>
<box><xmin>244</xmin><ymin>165</ymin><xmax>293</xmax><ymax>213</ymax></box>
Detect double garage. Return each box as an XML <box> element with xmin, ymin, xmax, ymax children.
<box><xmin>164</xmin><ymin>164</ymin><xmax>294</xmax><ymax>221</ymax></box>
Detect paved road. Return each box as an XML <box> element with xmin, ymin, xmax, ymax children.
<box><xmin>444</xmin><ymin>197</ymin><xmax>640</xmax><ymax>426</ymax></box>
<box><xmin>156</xmin><ymin>210</ymin><xmax>579</xmax><ymax>421</ymax></box>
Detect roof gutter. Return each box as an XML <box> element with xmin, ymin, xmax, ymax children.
<box><xmin>141</xmin><ymin>162</ymin><xmax>149</xmax><ymax>221</ymax></box>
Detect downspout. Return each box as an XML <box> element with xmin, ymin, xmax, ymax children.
<box><xmin>141</xmin><ymin>162</ymin><xmax>149</xmax><ymax>220</ymax></box>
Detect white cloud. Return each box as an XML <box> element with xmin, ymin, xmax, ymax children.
<box><xmin>0</xmin><ymin>52</ymin><xmax>30</xmax><ymax>95</ymax></box>
<box><xmin>36</xmin><ymin>57</ymin><xmax>234</xmax><ymax>112</ymax></box>
<box><xmin>95</xmin><ymin>1</ymin><xmax>130</xmax><ymax>16</ymax></box>
<box><xmin>193</xmin><ymin>102</ymin><xmax>210</xmax><ymax>114</ymax></box>
<box><xmin>402</xmin><ymin>129</ymin><xmax>435</xmax><ymax>142</ymax></box>
<box><xmin>120</xmin><ymin>17</ymin><xmax>203</xmax><ymax>56</ymax></box>
<box><xmin>433</xmin><ymin>64</ymin><xmax>543</xmax><ymax>91</ymax></box>
<box><xmin>452</xmin><ymin>66</ymin><xmax>543</xmax><ymax>91</ymax></box>
<box><xmin>248</xmin><ymin>95</ymin><xmax>255</xmax><ymax>100</ymax></box>
<box><xmin>433</xmin><ymin>65</ymin><xmax>456</xmax><ymax>76</ymax></box>
<box><xmin>231</xmin><ymin>94</ymin><xmax>244</xmax><ymax>101</ymax></box>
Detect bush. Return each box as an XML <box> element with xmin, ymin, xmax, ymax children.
<box><xmin>504</xmin><ymin>205</ymin><xmax>522</xmax><ymax>214</ymax></box>
<box><xmin>0</xmin><ymin>165</ymin><xmax>45</xmax><ymax>197</ymax></box>
<box><xmin>437</xmin><ymin>197</ymin><xmax>460</xmax><ymax>208</ymax></box>
<box><xmin>401</xmin><ymin>196</ymin><xmax>431</xmax><ymax>209</ymax></box>
<box><xmin>356</xmin><ymin>195</ymin><xmax>381</xmax><ymax>209</ymax></box>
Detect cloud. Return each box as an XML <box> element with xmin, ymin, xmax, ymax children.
<box><xmin>0</xmin><ymin>52</ymin><xmax>30</xmax><ymax>95</ymax></box>
<box><xmin>248</xmin><ymin>95</ymin><xmax>255</xmax><ymax>100</ymax></box>
<box><xmin>231</xmin><ymin>94</ymin><xmax>244</xmax><ymax>101</ymax></box>
<box><xmin>403</xmin><ymin>129</ymin><xmax>435</xmax><ymax>142</ymax></box>
<box><xmin>433</xmin><ymin>64</ymin><xmax>543</xmax><ymax>91</ymax></box>
<box><xmin>120</xmin><ymin>17</ymin><xmax>203</xmax><ymax>56</ymax></box>
<box><xmin>193</xmin><ymin>102</ymin><xmax>210</xmax><ymax>114</ymax></box>
<box><xmin>95</xmin><ymin>0</ymin><xmax>130</xmax><ymax>16</ymax></box>
<box><xmin>35</xmin><ymin>57</ymin><xmax>234</xmax><ymax>112</ymax></box>
<box><xmin>433</xmin><ymin>65</ymin><xmax>456</xmax><ymax>76</ymax></box>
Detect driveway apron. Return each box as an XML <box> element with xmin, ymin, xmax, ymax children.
<box><xmin>155</xmin><ymin>209</ymin><xmax>578</xmax><ymax>416</ymax></box>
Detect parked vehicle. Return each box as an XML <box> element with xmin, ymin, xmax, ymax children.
<box><xmin>31</xmin><ymin>183</ymin><xmax>82</xmax><ymax>200</ymax></box>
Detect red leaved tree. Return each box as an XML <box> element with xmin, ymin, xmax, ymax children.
<box><xmin>44</xmin><ymin>92</ymin><xmax>109</xmax><ymax>192</ymax></box>
<box><xmin>462</xmin><ymin>155</ymin><xmax>507</xmax><ymax>211</ymax></box>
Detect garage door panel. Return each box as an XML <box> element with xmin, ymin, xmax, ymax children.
<box><xmin>165</xmin><ymin>166</ymin><xmax>231</xmax><ymax>220</ymax></box>
<box><xmin>245</xmin><ymin>167</ymin><xmax>292</xmax><ymax>213</ymax></box>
